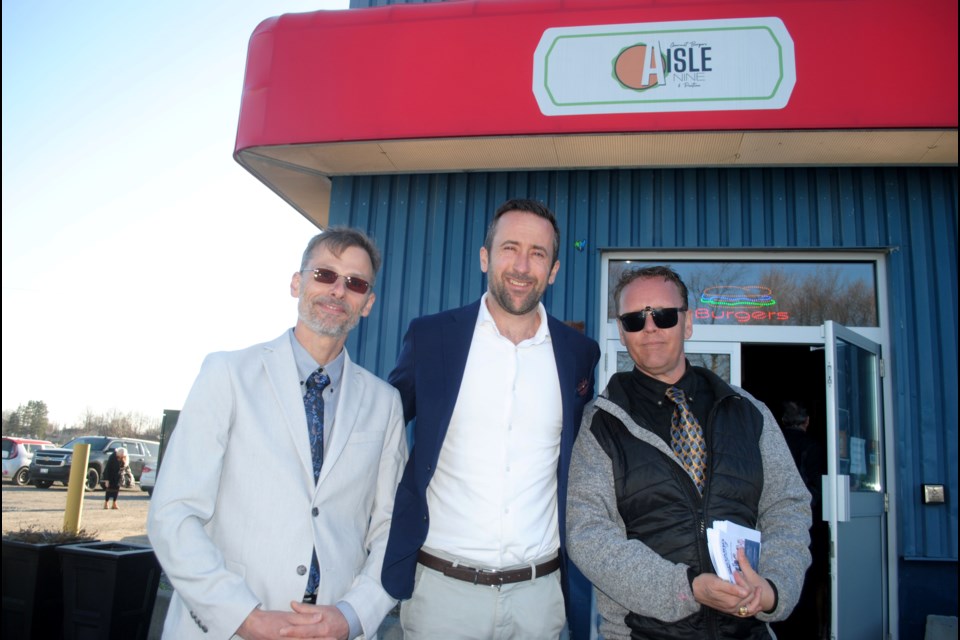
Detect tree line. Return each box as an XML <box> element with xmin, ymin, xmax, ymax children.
<box><xmin>2</xmin><ymin>400</ymin><xmax>162</xmax><ymax>442</ymax></box>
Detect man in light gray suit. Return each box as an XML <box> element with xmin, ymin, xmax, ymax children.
<box><xmin>148</xmin><ymin>228</ymin><xmax>407</xmax><ymax>640</ymax></box>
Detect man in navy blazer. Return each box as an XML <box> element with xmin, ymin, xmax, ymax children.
<box><xmin>382</xmin><ymin>199</ymin><xmax>601</xmax><ymax>639</ymax></box>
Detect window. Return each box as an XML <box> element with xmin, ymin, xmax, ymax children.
<box><xmin>607</xmin><ymin>259</ymin><xmax>878</xmax><ymax>327</ymax></box>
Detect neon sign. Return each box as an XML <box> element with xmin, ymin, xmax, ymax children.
<box><xmin>701</xmin><ymin>285</ymin><xmax>776</xmax><ymax>307</ymax></box>
<box><xmin>697</xmin><ymin>285</ymin><xmax>789</xmax><ymax>323</ymax></box>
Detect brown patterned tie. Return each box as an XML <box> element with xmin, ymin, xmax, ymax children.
<box><xmin>666</xmin><ymin>386</ymin><xmax>707</xmax><ymax>493</ymax></box>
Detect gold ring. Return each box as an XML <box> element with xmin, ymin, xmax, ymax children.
<box><xmin>738</xmin><ymin>606</ymin><xmax>749</xmax><ymax>617</ymax></box>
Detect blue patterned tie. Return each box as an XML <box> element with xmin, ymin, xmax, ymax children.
<box><xmin>304</xmin><ymin>368</ymin><xmax>330</xmax><ymax>596</ymax></box>
<box><xmin>666</xmin><ymin>386</ymin><xmax>707</xmax><ymax>494</ymax></box>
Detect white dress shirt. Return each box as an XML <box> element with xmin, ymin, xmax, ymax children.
<box><xmin>424</xmin><ymin>293</ymin><xmax>562</xmax><ymax>568</ymax></box>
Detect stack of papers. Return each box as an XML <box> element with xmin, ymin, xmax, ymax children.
<box><xmin>707</xmin><ymin>520</ymin><xmax>762</xmax><ymax>584</ymax></box>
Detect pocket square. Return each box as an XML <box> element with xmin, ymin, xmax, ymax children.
<box><xmin>577</xmin><ymin>378</ymin><xmax>590</xmax><ymax>397</ymax></box>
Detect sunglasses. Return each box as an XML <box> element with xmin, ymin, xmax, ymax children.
<box><xmin>619</xmin><ymin>306</ymin><xmax>687</xmax><ymax>331</ymax></box>
<box><xmin>303</xmin><ymin>268</ymin><xmax>371</xmax><ymax>294</ymax></box>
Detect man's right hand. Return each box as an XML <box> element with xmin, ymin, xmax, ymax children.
<box><xmin>692</xmin><ymin>572</ymin><xmax>758</xmax><ymax>616</ymax></box>
<box><xmin>237</xmin><ymin>607</ymin><xmax>316</xmax><ymax>640</ymax></box>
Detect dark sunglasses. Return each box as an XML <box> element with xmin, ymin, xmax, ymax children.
<box><xmin>303</xmin><ymin>268</ymin><xmax>371</xmax><ymax>294</ymax></box>
<box><xmin>619</xmin><ymin>306</ymin><xmax>687</xmax><ymax>331</ymax></box>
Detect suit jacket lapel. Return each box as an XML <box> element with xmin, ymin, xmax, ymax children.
<box><xmin>261</xmin><ymin>334</ymin><xmax>315</xmax><ymax>483</ymax></box>
<box><xmin>433</xmin><ymin>301</ymin><xmax>480</xmax><ymax>451</ymax></box>
<box><xmin>549</xmin><ymin>316</ymin><xmax>577</xmax><ymax>437</ymax></box>
<box><xmin>317</xmin><ymin>351</ymin><xmax>362</xmax><ymax>486</ymax></box>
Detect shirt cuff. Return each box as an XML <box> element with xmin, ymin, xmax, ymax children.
<box><xmin>336</xmin><ymin>601</ymin><xmax>362</xmax><ymax>640</ymax></box>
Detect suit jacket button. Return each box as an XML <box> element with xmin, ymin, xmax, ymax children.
<box><xmin>312</xmin><ymin>507</ymin><xmax>319</xmax><ymax>516</ymax></box>
<box><xmin>297</xmin><ymin>565</ymin><xmax>307</xmax><ymax>576</ymax></box>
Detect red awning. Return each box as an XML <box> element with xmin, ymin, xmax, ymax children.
<box><xmin>234</xmin><ymin>0</ymin><xmax>958</xmax><ymax>224</ymax></box>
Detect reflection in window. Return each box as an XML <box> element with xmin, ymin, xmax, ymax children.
<box><xmin>835</xmin><ymin>339</ymin><xmax>882</xmax><ymax>492</ymax></box>
<box><xmin>608</xmin><ymin>260</ymin><xmax>878</xmax><ymax>327</ymax></box>
<box><xmin>688</xmin><ymin>353</ymin><xmax>731</xmax><ymax>383</ymax></box>
<box><xmin>616</xmin><ymin>352</ymin><xmax>635</xmax><ymax>373</ymax></box>
<box><xmin>616</xmin><ymin>351</ymin><xmax>731</xmax><ymax>384</ymax></box>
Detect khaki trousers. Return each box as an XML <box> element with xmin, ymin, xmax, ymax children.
<box><xmin>400</xmin><ymin>562</ymin><xmax>566</xmax><ymax>639</ymax></box>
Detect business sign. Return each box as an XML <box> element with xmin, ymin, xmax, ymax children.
<box><xmin>533</xmin><ymin>17</ymin><xmax>796</xmax><ymax>116</ymax></box>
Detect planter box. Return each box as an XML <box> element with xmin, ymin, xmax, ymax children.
<box><xmin>58</xmin><ymin>542</ymin><xmax>161</xmax><ymax>640</ymax></box>
<box><xmin>2</xmin><ymin>539</ymin><xmax>67</xmax><ymax>639</ymax></box>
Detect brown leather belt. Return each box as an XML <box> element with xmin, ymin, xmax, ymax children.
<box><xmin>417</xmin><ymin>550</ymin><xmax>560</xmax><ymax>586</ymax></box>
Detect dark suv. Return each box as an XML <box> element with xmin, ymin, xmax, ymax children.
<box><xmin>29</xmin><ymin>436</ymin><xmax>159</xmax><ymax>491</ymax></box>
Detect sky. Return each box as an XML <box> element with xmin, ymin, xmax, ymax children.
<box><xmin>2</xmin><ymin>0</ymin><xmax>350</xmax><ymax>426</ymax></box>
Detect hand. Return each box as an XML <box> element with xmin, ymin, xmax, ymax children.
<box><xmin>732</xmin><ymin>546</ymin><xmax>776</xmax><ymax>615</ymax></box>
<box><xmin>692</xmin><ymin>571</ymin><xmax>753</xmax><ymax>615</ymax></box>
<box><xmin>237</xmin><ymin>605</ymin><xmax>347</xmax><ymax>640</ymax></box>
<box><xmin>279</xmin><ymin>602</ymin><xmax>349</xmax><ymax>640</ymax></box>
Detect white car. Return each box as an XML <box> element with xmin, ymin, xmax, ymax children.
<box><xmin>2</xmin><ymin>437</ymin><xmax>55</xmax><ymax>486</ymax></box>
<box><xmin>139</xmin><ymin>460</ymin><xmax>158</xmax><ymax>495</ymax></box>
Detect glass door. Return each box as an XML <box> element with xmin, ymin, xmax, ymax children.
<box><xmin>822</xmin><ymin>321</ymin><xmax>887</xmax><ymax>640</ymax></box>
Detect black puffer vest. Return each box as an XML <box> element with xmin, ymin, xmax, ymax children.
<box><xmin>590</xmin><ymin>367</ymin><xmax>769</xmax><ymax>640</ymax></box>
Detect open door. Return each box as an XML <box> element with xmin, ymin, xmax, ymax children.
<box><xmin>822</xmin><ymin>321</ymin><xmax>888</xmax><ymax>640</ymax></box>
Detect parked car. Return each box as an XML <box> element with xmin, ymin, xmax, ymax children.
<box><xmin>2</xmin><ymin>437</ymin><xmax>56</xmax><ymax>486</ymax></box>
<box><xmin>138</xmin><ymin>461</ymin><xmax>157</xmax><ymax>496</ymax></box>
<box><xmin>29</xmin><ymin>436</ymin><xmax>160</xmax><ymax>491</ymax></box>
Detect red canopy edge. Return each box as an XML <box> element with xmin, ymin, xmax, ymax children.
<box><xmin>235</xmin><ymin>0</ymin><xmax>957</xmax><ymax>152</ymax></box>
<box><xmin>233</xmin><ymin>0</ymin><xmax>957</xmax><ymax>225</ymax></box>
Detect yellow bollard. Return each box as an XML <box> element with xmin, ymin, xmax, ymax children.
<box><xmin>63</xmin><ymin>443</ymin><xmax>91</xmax><ymax>534</ymax></box>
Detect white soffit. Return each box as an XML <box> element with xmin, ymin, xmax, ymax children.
<box><xmin>236</xmin><ymin>129</ymin><xmax>957</xmax><ymax>225</ymax></box>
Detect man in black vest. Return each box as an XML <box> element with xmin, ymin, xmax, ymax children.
<box><xmin>567</xmin><ymin>266</ymin><xmax>811</xmax><ymax>640</ymax></box>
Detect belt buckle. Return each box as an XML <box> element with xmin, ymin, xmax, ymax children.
<box><xmin>472</xmin><ymin>567</ymin><xmax>504</xmax><ymax>589</ymax></box>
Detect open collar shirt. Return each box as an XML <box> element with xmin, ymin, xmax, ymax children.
<box><xmin>424</xmin><ymin>293</ymin><xmax>563</xmax><ymax>568</ymax></box>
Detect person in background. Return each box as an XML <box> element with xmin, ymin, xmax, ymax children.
<box><xmin>148</xmin><ymin>227</ymin><xmax>408</xmax><ymax>640</ymax></box>
<box><xmin>567</xmin><ymin>265</ymin><xmax>811</xmax><ymax>639</ymax></box>
<box><xmin>102</xmin><ymin>447</ymin><xmax>127</xmax><ymax>510</ymax></box>
<box><xmin>771</xmin><ymin>400</ymin><xmax>829</xmax><ymax>640</ymax></box>
<box><xmin>381</xmin><ymin>198</ymin><xmax>601</xmax><ymax>639</ymax></box>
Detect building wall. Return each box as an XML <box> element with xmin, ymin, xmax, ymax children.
<box><xmin>329</xmin><ymin>166</ymin><xmax>958</xmax><ymax>635</ymax></box>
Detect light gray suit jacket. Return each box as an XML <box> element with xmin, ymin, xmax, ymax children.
<box><xmin>147</xmin><ymin>332</ymin><xmax>407</xmax><ymax>639</ymax></box>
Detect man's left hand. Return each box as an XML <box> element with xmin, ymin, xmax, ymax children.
<box><xmin>731</xmin><ymin>546</ymin><xmax>776</xmax><ymax>616</ymax></box>
<box><xmin>277</xmin><ymin>602</ymin><xmax>349</xmax><ymax>640</ymax></box>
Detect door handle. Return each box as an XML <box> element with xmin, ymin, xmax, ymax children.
<box><xmin>822</xmin><ymin>474</ymin><xmax>851</xmax><ymax>522</ymax></box>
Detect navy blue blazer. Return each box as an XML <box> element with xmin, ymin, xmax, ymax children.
<box><xmin>381</xmin><ymin>300</ymin><xmax>600</xmax><ymax>635</ymax></box>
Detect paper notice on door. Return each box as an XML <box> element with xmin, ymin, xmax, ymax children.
<box><xmin>850</xmin><ymin>436</ymin><xmax>867</xmax><ymax>475</ymax></box>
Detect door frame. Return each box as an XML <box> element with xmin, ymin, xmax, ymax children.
<box><xmin>598</xmin><ymin>249</ymin><xmax>900</xmax><ymax>636</ymax></box>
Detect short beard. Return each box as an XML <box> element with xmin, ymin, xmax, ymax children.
<box><xmin>299</xmin><ymin>296</ymin><xmax>361</xmax><ymax>338</ymax></box>
<box><xmin>488</xmin><ymin>275</ymin><xmax>543</xmax><ymax>316</ymax></box>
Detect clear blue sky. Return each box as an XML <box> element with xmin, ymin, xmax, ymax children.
<box><xmin>2</xmin><ymin>0</ymin><xmax>349</xmax><ymax>425</ymax></box>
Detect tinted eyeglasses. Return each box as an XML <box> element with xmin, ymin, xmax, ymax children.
<box><xmin>303</xmin><ymin>268</ymin><xmax>371</xmax><ymax>294</ymax></box>
<box><xmin>619</xmin><ymin>306</ymin><xmax>687</xmax><ymax>331</ymax></box>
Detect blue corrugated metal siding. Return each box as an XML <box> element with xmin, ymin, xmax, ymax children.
<box><xmin>329</xmin><ymin>166</ymin><xmax>957</xmax><ymax>562</ymax></box>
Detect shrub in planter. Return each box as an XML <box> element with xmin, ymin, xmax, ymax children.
<box><xmin>2</xmin><ymin>527</ymin><xmax>98</xmax><ymax>640</ymax></box>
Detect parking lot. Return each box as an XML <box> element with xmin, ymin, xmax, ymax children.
<box><xmin>1</xmin><ymin>482</ymin><xmax>151</xmax><ymax>545</ymax></box>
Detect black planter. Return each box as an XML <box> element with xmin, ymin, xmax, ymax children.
<box><xmin>2</xmin><ymin>539</ymin><xmax>68</xmax><ymax>639</ymax></box>
<box><xmin>57</xmin><ymin>542</ymin><xmax>161</xmax><ymax>640</ymax></box>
